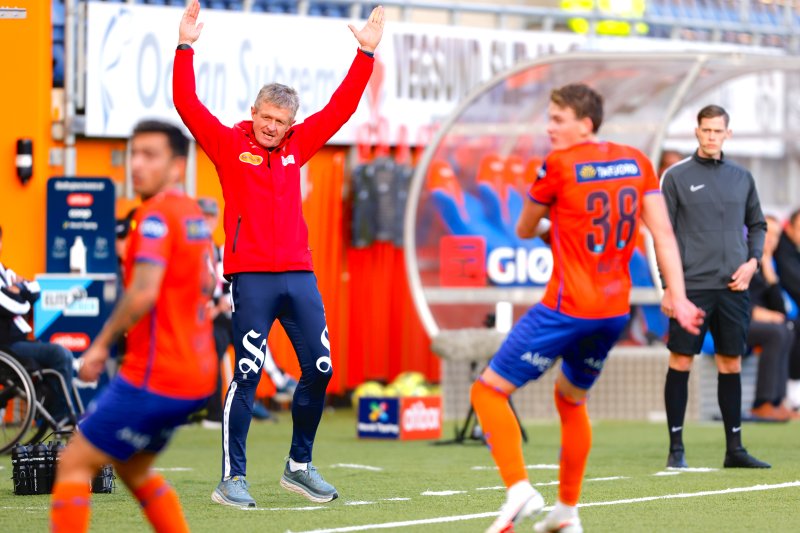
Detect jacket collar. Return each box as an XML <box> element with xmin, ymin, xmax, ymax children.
<box><xmin>692</xmin><ymin>149</ymin><xmax>725</xmax><ymax>166</ymax></box>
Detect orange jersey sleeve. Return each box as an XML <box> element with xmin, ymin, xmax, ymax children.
<box><xmin>529</xmin><ymin>142</ymin><xmax>660</xmax><ymax>318</ymax></box>
<box><xmin>120</xmin><ymin>191</ymin><xmax>217</xmax><ymax>400</ymax></box>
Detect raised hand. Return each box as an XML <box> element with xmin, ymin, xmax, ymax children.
<box><xmin>179</xmin><ymin>0</ymin><xmax>204</xmax><ymax>46</ymax></box>
<box><xmin>349</xmin><ymin>5</ymin><xmax>385</xmax><ymax>53</ymax></box>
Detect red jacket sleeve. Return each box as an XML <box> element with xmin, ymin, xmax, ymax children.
<box><xmin>295</xmin><ymin>49</ymin><xmax>374</xmax><ymax>166</ymax></box>
<box><xmin>172</xmin><ymin>48</ymin><xmax>229</xmax><ymax>164</ymax></box>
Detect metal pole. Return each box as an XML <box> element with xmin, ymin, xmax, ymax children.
<box><xmin>64</xmin><ymin>0</ymin><xmax>77</xmax><ymax>177</ymax></box>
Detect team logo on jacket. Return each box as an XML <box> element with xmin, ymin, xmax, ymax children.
<box><xmin>281</xmin><ymin>154</ymin><xmax>296</xmax><ymax>167</ymax></box>
<box><xmin>239</xmin><ymin>152</ymin><xmax>263</xmax><ymax>166</ymax></box>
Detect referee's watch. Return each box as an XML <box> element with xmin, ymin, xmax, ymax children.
<box><xmin>177</xmin><ymin>43</ymin><xmax>192</xmax><ymax>51</ymax></box>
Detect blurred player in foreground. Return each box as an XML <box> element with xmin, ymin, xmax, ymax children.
<box><xmin>473</xmin><ymin>84</ymin><xmax>705</xmax><ymax>533</ymax></box>
<box><xmin>50</xmin><ymin>120</ymin><xmax>217</xmax><ymax>533</ymax></box>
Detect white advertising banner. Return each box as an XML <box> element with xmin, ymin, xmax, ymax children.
<box><xmin>84</xmin><ymin>3</ymin><xmax>583</xmax><ymax>143</ymax></box>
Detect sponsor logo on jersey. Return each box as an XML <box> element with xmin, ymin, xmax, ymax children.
<box><xmin>281</xmin><ymin>154</ymin><xmax>296</xmax><ymax>167</ymax></box>
<box><xmin>185</xmin><ymin>218</ymin><xmax>211</xmax><ymax>241</ymax></box>
<box><xmin>575</xmin><ymin>159</ymin><xmax>641</xmax><ymax>182</ymax></box>
<box><xmin>139</xmin><ymin>215</ymin><xmax>168</xmax><ymax>239</ymax></box>
<box><xmin>239</xmin><ymin>152</ymin><xmax>263</xmax><ymax>166</ymax></box>
<box><xmin>536</xmin><ymin>162</ymin><xmax>547</xmax><ymax>180</ymax></box>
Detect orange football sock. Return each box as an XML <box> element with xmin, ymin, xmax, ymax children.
<box><xmin>471</xmin><ymin>378</ymin><xmax>527</xmax><ymax>488</ymax></box>
<box><xmin>51</xmin><ymin>480</ymin><xmax>91</xmax><ymax>533</ymax></box>
<box><xmin>133</xmin><ymin>474</ymin><xmax>190</xmax><ymax>533</ymax></box>
<box><xmin>555</xmin><ymin>386</ymin><xmax>592</xmax><ymax>506</ymax></box>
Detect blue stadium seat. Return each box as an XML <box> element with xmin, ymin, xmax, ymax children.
<box><xmin>53</xmin><ymin>42</ymin><xmax>65</xmax><ymax>88</ymax></box>
<box><xmin>146</xmin><ymin>0</ymin><xmax>168</xmax><ymax>6</ymax></box>
<box><xmin>227</xmin><ymin>0</ymin><xmax>244</xmax><ymax>10</ymax></box>
<box><xmin>166</xmin><ymin>0</ymin><xmax>186</xmax><ymax>6</ymax></box>
<box><xmin>52</xmin><ymin>0</ymin><xmax>65</xmax><ymax>43</ymax></box>
<box><xmin>361</xmin><ymin>3</ymin><xmax>376</xmax><ymax>18</ymax></box>
<box><xmin>323</xmin><ymin>4</ymin><xmax>348</xmax><ymax>18</ymax></box>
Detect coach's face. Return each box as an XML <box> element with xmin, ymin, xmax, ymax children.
<box><xmin>695</xmin><ymin>116</ymin><xmax>730</xmax><ymax>160</ymax></box>
<box><xmin>130</xmin><ymin>132</ymin><xmax>185</xmax><ymax>200</ymax></box>
<box><xmin>251</xmin><ymin>101</ymin><xmax>295</xmax><ymax>149</ymax></box>
<box><xmin>547</xmin><ymin>103</ymin><xmax>592</xmax><ymax>151</ymax></box>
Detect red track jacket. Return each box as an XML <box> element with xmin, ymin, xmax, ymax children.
<box><xmin>173</xmin><ymin>47</ymin><xmax>373</xmax><ymax>275</ymax></box>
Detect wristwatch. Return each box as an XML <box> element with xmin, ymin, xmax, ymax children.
<box><xmin>177</xmin><ymin>43</ymin><xmax>192</xmax><ymax>51</ymax></box>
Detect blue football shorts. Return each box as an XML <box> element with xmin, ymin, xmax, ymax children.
<box><xmin>489</xmin><ymin>303</ymin><xmax>629</xmax><ymax>390</ymax></box>
<box><xmin>79</xmin><ymin>376</ymin><xmax>207</xmax><ymax>461</ymax></box>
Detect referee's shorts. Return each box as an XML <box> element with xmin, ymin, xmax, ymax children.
<box><xmin>667</xmin><ymin>289</ymin><xmax>750</xmax><ymax>357</ymax></box>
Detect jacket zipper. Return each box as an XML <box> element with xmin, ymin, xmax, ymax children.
<box><xmin>232</xmin><ymin>215</ymin><xmax>242</xmax><ymax>253</ymax></box>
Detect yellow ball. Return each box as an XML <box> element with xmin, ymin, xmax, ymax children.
<box><xmin>352</xmin><ymin>381</ymin><xmax>385</xmax><ymax>409</ymax></box>
<box><xmin>391</xmin><ymin>371</ymin><xmax>427</xmax><ymax>388</ymax></box>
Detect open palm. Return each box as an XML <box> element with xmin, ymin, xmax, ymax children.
<box><xmin>179</xmin><ymin>0</ymin><xmax>204</xmax><ymax>45</ymax></box>
<box><xmin>349</xmin><ymin>5</ymin><xmax>385</xmax><ymax>53</ymax></box>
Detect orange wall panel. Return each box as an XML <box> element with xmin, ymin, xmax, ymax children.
<box><xmin>0</xmin><ymin>5</ymin><xmax>54</xmax><ymax>278</ymax></box>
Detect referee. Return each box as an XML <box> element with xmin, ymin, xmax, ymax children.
<box><xmin>660</xmin><ymin>104</ymin><xmax>770</xmax><ymax>469</ymax></box>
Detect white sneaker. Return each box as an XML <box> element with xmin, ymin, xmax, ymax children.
<box><xmin>787</xmin><ymin>380</ymin><xmax>800</xmax><ymax>411</ymax></box>
<box><xmin>534</xmin><ymin>513</ymin><xmax>583</xmax><ymax>533</ymax></box>
<box><xmin>486</xmin><ymin>482</ymin><xmax>545</xmax><ymax>533</ymax></box>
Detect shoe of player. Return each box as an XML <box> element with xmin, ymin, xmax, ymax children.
<box><xmin>211</xmin><ymin>476</ymin><xmax>256</xmax><ymax>508</ymax></box>
<box><xmin>280</xmin><ymin>462</ymin><xmax>338</xmax><ymax>503</ymax></box>
<box><xmin>666</xmin><ymin>446</ymin><xmax>688</xmax><ymax>468</ymax></box>
<box><xmin>723</xmin><ymin>447</ymin><xmax>771</xmax><ymax>468</ymax></box>
<box><xmin>251</xmin><ymin>401</ymin><xmax>273</xmax><ymax>421</ymax></box>
<box><xmin>485</xmin><ymin>483</ymin><xmax>545</xmax><ymax>533</ymax></box>
<box><xmin>534</xmin><ymin>514</ymin><xmax>583</xmax><ymax>533</ymax></box>
<box><xmin>276</xmin><ymin>376</ymin><xmax>298</xmax><ymax>396</ymax></box>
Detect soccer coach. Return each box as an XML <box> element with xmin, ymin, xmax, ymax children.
<box><xmin>660</xmin><ymin>104</ymin><xmax>769</xmax><ymax>470</ymax></box>
<box><xmin>173</xmin><ymin>0</ymin><xmax>385</xmax><ymax>507</ymax></box>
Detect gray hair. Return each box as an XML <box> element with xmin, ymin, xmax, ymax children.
<box><xmin>254</xmin><ymin>83</ymin><xmax>300</xmax><ymax>120</ymax></box>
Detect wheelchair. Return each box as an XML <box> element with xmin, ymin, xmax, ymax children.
<box><xmin>0</xmin><ymin>348</ymin><xmax>84</xmax><ymax>455</ymax></box>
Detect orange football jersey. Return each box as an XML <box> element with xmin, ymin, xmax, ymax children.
<box><xmin>529</xmin><ymin>142</ymin><xmax>660</xmax><ymax>318</ymax></box>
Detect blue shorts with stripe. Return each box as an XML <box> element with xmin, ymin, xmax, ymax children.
<box><xmin>79</xmin><ymin>376</ymin><xmax>207</xmax><ymax>461</ymax></box>
<box><xmin>489</xmin><ymin>303</ymin><xmax>629</xmax><ymax>390</ymax></box>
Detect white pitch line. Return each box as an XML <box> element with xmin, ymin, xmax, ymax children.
<box><xmin>381</xmin><ymin>498</ymin><xmax>410</xmax><ymax>501</ymax></box>
<box><xmin>247</xmin><ymin>506</ymin><xmax>326</xmax><ymax>512</ymax></box>
<box><xmin>153</xmin><ymin>467</ymin><xmax>193</xmax><ymax>472</ymax></box>
<box><xmin>654</xmin><ymin>471</ymin><xmax>681</xmax><ymax>476</ymax></box>
<box><xmin>421</xmin><ymin>490</ymin><xmax>466</xmax><ymax>496</ymax></box>
<box><xmin>330</xmin><ymin>464</ymin><xmax>384</xmax><ymax>472</ymax></box>
<box><xmin>586</xmin><ymin>476</ymin><xmax>628</xmax><ymax>482</ymax></box>
<box><xmin>346</xmin><ymin>501</ymin><xmax>375</xmax><ymax>506</ymax></box>
<box><xmin>288</xmin><ymin>481</ymin><xmax>800</xmax><ymax>533</ymax></box>
<box><xmin>577</xmin><ymin>481</ymin><xmax>800</xmax><ymax>508</ymax></box>
<box><xmin>665</xmin><ymin>467</ymin><xmax>718</xmax><ymax>473</ymax></box>
<box><xmin>475</xmin><ymin>486</ymin><xmax>505</xmax><ymax>491</ymax></box>
<box><xmin>471</xmin><ymin>464</ymin><xmax>558</xmax><ymax>471</ymax></box>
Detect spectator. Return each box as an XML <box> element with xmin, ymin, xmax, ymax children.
<box><xmin>747</xmin><ymin>215</ymin><xmax>795</xmax><ymax>421</ymax></box>
<box><xmin>0</xmin><ymin>224</ymin><xmax>77</xmax><ymax>424</ymax></box>
<box><xmin>658</xmin><ymin>149</ymin><xmax>686</xmax><ymax>177</ymax></box>
<box><xmin>774</xmin><ymin>207</ymin><xmax>800</xmax><ymax>411</ymax></box>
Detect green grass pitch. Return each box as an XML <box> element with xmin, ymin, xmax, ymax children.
<box><xmin>2</xmin><ymin>409</ymin><xmax>799</xmax><ymax>532</ymax></box>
